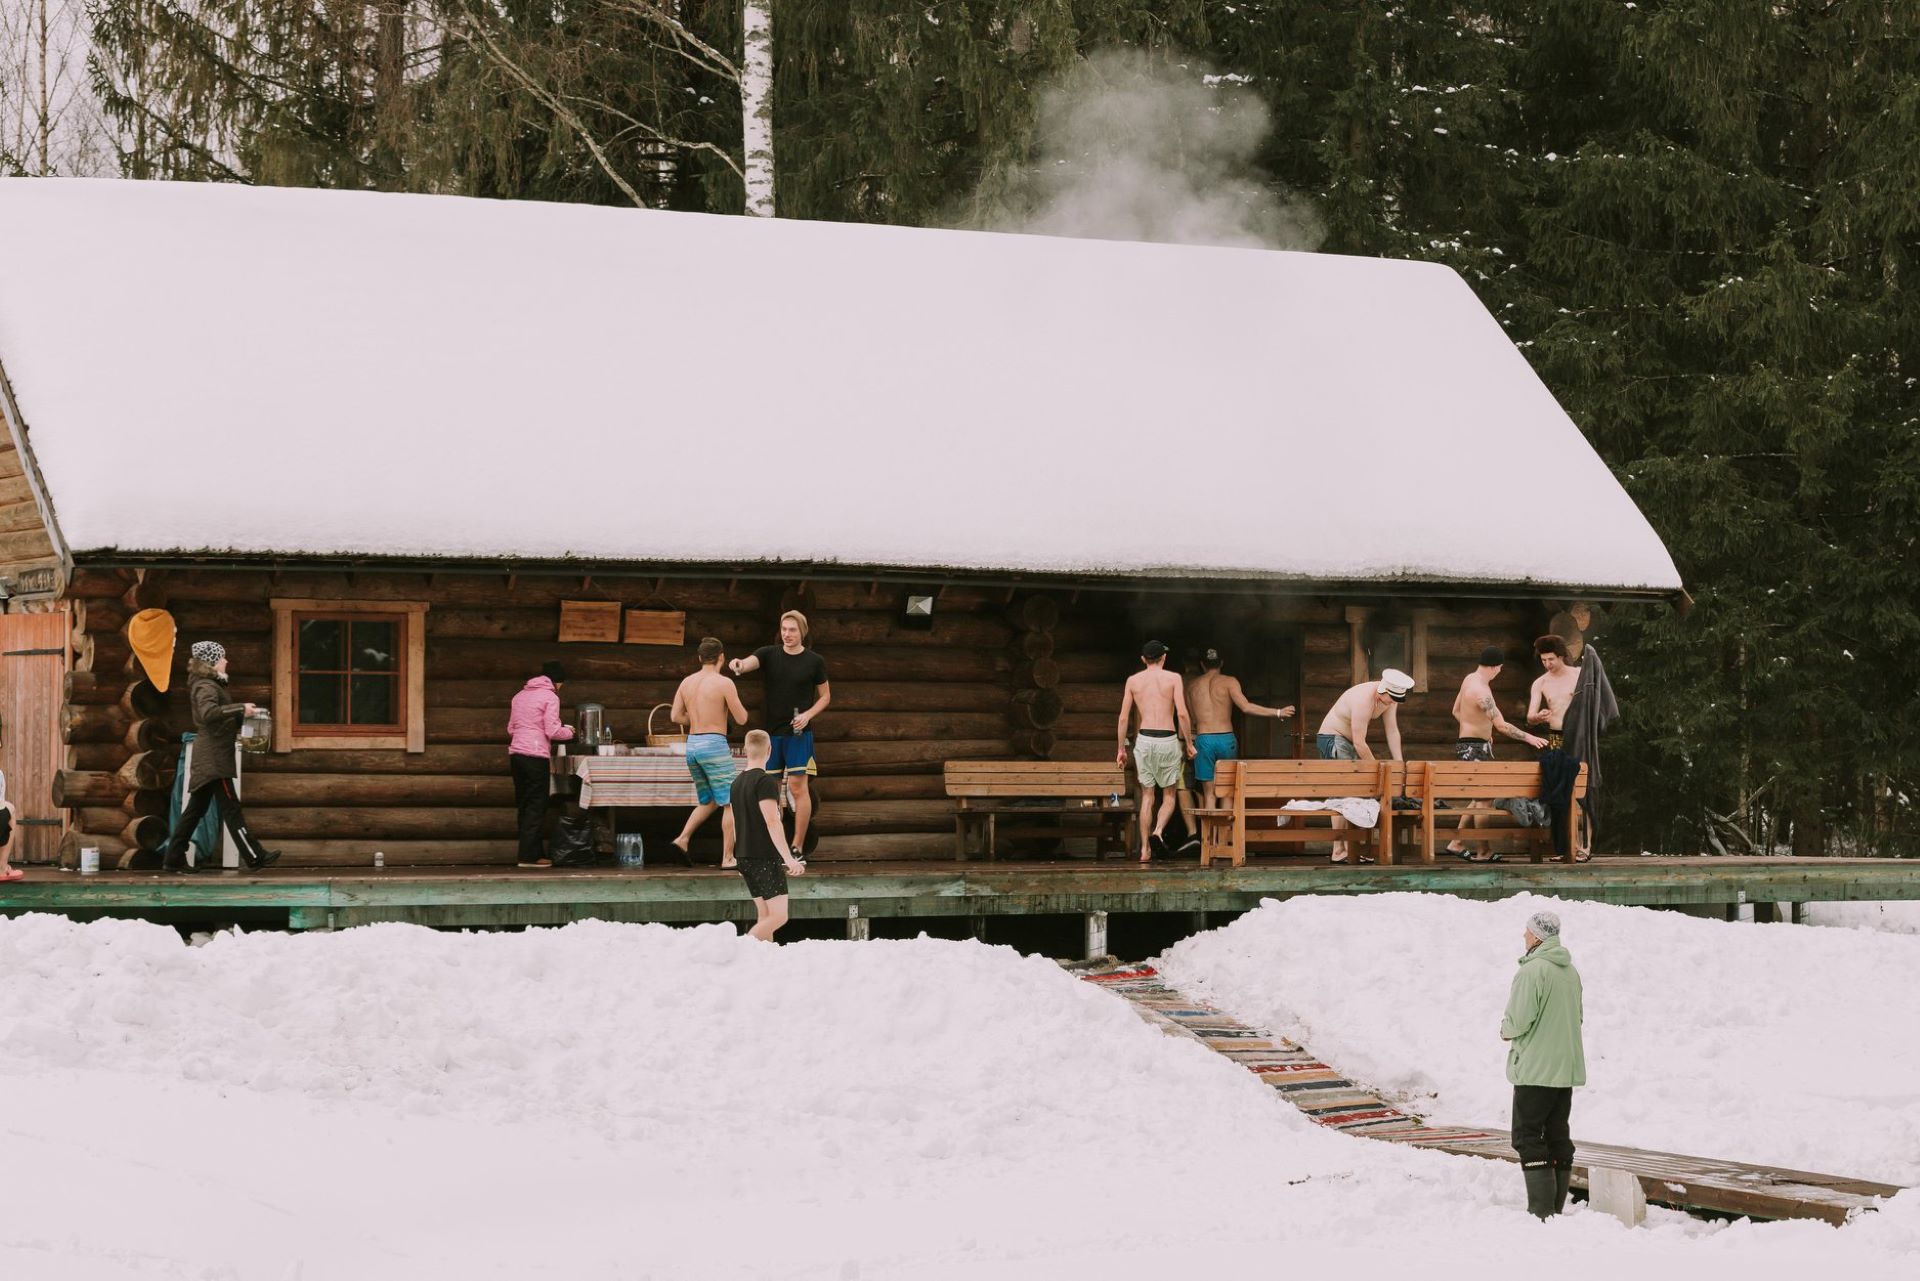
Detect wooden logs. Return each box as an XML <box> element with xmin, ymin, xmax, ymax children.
<box><xmin>122</xmin><ymin>815</ymin><xmax>169</xmax><ymax>851</ymax></box>
<box><xmin>242</xmin><ymin>773</ymin><xmax>513</xmax><ymax>807</ymax></box>
<box><xmin>123</xmin><ymin>718</ymin><xmax>179</xmax><ymax>754</ymax></box>
<box><xmin>246</xmin><ymin>808</ymin><xmax>517</xmax><ymax>840</ymax></box>
<box><xmin>115</xmin><ymin>751</ymin><xmax>169</xmax><ymax>791</ymax></box>
<box><xmin>1015</xmin><ymin>630</ymin><xmax>1055</xmax><ymax>661</ymax></box>
<box><xmin>62</xmin><ymin>704</ymin><xmax>130</xmax><ymax>744</ymax></box>
<box><xmin>73</xmin><ymin>597</ymin><xmax>131</xmax><ymax>635</ymax></box>
<box><xmin>65</xmin><ymin>670</ymin><xmax>126</xmax><ymax>705</ymax></box>
<box><xmin>1006</xmin><ymin>595</ymin><xmax>1061</xmax><ymax>631</ymax></box>
<box><xmin>1009</xmin><ymin>729</ymin><xmax>1057</xmax><ymax>757</ymax></box>
<box><xmin>52</xmin><ymin>770</ymin><xmax>131</xmax><ymax>807</ymax></box>
<box><xmin>72</xmin><ymin>632</ymin><xmax>132</xmax><ymax>676</ymax></box>
<box><xmin>121</xmin><ymin>679</ymin><xmax>170</xmax><ymax>719</ymax></box>
<box><xmin>65</xmin><ymin>743</ymin><xmax>126</xmax><ymax>772</ymax></box>
<box><xmin>1009</xmin><ymin>688</ymin><xmax>1064</xmax><ymax>730</ymax></box>
<box><xmin>77</xmin><ymin>807</ymin><xmax>132</xmax><ymax>832</ymax></box>
<box><xmin>66</xmin><ymin>568</ymin><xmax>136</xmax><ymax>599</ymax></box>
<box><xmin>1013</xmin><ymin>659</ymin><xmax>1060</xmax><ymax>690</ymax></box>
<box><xmin>58</xmin><ymin>829</ymin><xmax>131</xmax><ymax>867</ymax></box>
<box><xmin>123</xmin><ymin>789</ymin><xmax>169</xmax><ymax>817</ymax></box>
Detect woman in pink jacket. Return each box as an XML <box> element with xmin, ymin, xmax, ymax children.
<box><xmin>508</xmin><ymin>661</ymin><xmax>574</xmax><ymax>868</ymax></box>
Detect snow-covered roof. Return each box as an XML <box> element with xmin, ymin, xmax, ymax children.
<box><xmin>0</xmin><ymin>179</ymin><xmax>1681</xmax><ymax>594</ymax></box>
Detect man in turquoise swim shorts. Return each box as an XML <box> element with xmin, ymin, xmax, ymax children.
<box><xmin>669</xmin><ymin>637</ymin><xmax>748</xmax><ymax>864</ymax></box>
<box><xmin>1187</xmin><ymin>647</ymin><xmax>1296</xmax><ymax>809</ymax></box>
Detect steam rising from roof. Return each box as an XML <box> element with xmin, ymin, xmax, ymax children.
<box><xmin>975</xmin><ymin>48</ymin><xmax>1324</xmax><ymax>252</ymax></box>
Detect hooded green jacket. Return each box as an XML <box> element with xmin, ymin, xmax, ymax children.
<box><xmin>1500</xmin><ymin>935</ymin><xmax>1586</xmax><ymax>1087</ymax></box>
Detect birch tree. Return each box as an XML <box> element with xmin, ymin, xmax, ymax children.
<box><xmin>739</xmin><ymin>0</ymin><xmax>771</xmax><ymax>214</ymax></box>
<box><xmin>0</xmin><ymin>0</ymin><xmax>109</xmax><ymax>174</ymax></box>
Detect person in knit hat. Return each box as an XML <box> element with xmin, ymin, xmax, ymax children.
<box><xmin>1500</xmin><ymin>908</ymin><xmax>1586</xmax><ymax>1217</ymax></box>
<box><xmin>157</xmin><ymin>640</ymin><xmax>280</xmax><ymax>874</ymax></box>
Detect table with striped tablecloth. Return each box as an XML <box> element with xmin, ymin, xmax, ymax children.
<box><xmin>560</xmin><ymin>746</ymin><xmax>748</xmax><ymax>808</ymax></box>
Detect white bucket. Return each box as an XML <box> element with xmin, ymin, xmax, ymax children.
<box><xmin>79</xmin><ymin>846</ymin><xmax>101</xmax><ymax>876</ymax></box>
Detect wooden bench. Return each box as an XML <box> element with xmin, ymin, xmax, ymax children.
<box><xmin>943</xmin><ymin>761</ymin><xmax>1135</xmax><ymax>861</ymax></box>
<box><xmin>1196</xmin><ymin>760</ymin><xmax>1407</xmax><ymax>868</ymax></box>
<box><xmin>1421</xmin><ymin>759</ymin><xmax>1589</xmax><ymax>864</ymax></box>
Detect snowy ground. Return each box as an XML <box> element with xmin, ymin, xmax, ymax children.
<box><xmin>1160</xmin><ymin>893</ymin><xmax>1920</xmax><ymax>1186</ymax></box>
<box><xmin>1</xmin><ymin>913</ymin><xmax>1914</xmax><ymax>1280</ymax></box>
<box><xmin>1802</xmin><ymin>899</ymin><xmax>1920</xmax><ymax>936</ymax></box>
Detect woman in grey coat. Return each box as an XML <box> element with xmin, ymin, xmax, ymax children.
<box><xmin>159</xmin><ymin>641</ymin><xmax>279</xmax><ymax>874</ymax></box>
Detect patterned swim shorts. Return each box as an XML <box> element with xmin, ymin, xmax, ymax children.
<box><xmin>1455</xmin><ymin>738</ymin><xmax>1495</xmax><ymax>762</ymax></box>
<box><xmin>684</xmin><ymin>733</ymin><xmax>738</xmax><ymax>806</ymax></box>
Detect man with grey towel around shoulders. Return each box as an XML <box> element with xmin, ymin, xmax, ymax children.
<box><xmin>1500</xmin><ymin>908</ymin><xmax>1586</xmax><ymax>1218</ymax></box>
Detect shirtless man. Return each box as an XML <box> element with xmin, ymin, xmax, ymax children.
<box><xmin>1526</xmin><ymin>635</ymin><xmax>1580</xmax><ymax>752</ymax></box>
<box><xmin>1315</xmin><ymin>668</ymin><xmax>1413</xmax><ymax>863</ymax></box>
<box><xmin>1116</xmin><ymin>640</ymin><xmax>1196</xmax><ymax>863</ymax></box>
<box><xmin>1444</xmin><ymin>646</ymin><xmax>1548</xmax><ymax>860</ymax></box>
<box><xmin>1528</xmin><ymin>634</ymin><xmax>1588</xmax><ymax>860</ymax></box>
<box><xmin>1189</xmin><ymin>647</ymin><xmax>1295</xmax><ymax>809</ymax></box>
<box><xmin>669</xmin><ymin>637</ymin><xmax>749</xmax><ymax>865</ymax></box>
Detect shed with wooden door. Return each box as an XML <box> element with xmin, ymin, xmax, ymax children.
<box><xmin>0</xmin><ymin>179</ymin><xmax>1682</xmax><ymax>870</ymax></box>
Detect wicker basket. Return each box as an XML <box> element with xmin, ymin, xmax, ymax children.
<box><xmin>645</xmin><ymin>703</ymin><xmax>686</xmax><ymax>748</ymax></box>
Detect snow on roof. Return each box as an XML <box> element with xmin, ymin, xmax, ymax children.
<box><xmin>0</xmin><ymin>179</ymin><xmax>1681</xmax><ymax>593</ymax></box>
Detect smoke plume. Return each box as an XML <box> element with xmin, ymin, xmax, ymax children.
<box><xmin>973</xmin><ymin>49</ymin><xmax>1323</xmax><ymax>252</ymax></box>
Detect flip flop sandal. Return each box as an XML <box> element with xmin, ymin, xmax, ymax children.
<box><xmin>0</xmin><ymin>867</ymin><xmax>24</xmax><ymax>881</ymax></box>
<box><xmin>1572</xmin><ymin>850</ymin><xmax>1593</xmax><ymax>863</ymax></box>
<box><xmin>1463</xmin><ymin>850</ymin><xmax>1503</xmax><ymax>863</ymax></box>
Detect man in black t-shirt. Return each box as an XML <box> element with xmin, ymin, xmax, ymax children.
<box><xmin>729</xmin><ymin>729</ymin><xmax>808</xmax><ymax>940</ymax></box>
<box><xmin>728</xmin><ymin>609</ymin><xmax>831</xmax><ymax>853</ymax></box>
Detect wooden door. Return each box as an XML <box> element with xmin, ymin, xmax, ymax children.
<box><xmin>1</xmin><ymin>610</ymin><xmax>70</xmax><ymax>864</ymax></box>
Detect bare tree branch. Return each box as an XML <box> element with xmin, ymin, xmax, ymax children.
<box><xmin>450</xmin><ymin>3</ymin><xmax>648</xmax><ymax>209</ymax></box>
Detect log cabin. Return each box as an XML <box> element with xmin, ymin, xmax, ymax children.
<box><xmin>0</xmin><ymin>179</ymin><xmax>1683</xmax><ymax>872</ymax></box>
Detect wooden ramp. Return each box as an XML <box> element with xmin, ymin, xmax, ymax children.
<box><xmin>1080</xmin><ymin>961</ymin><xmax>1903</xmax><ymax>1226</ymax></box>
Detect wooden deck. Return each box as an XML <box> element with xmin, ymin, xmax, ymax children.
<box><xmin>3</xmin><ymin>854</ymin><xmax>1916</xmax><ymax>932</ymax></box>
<box><xmin>1085</xmin><ymin>960</ymin><xmax>1904</xmax><ymax>1225</ymax></box>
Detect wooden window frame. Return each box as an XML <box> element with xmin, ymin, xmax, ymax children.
<box><xmin>270</xmin><ymin>599</ymin><xmax>428</xmax><ymax>752</ymax></box>
<box><xmin>1345</xmin><ymin>605</ymin><xmax>1435</xmax><ymax>693</ymax></box>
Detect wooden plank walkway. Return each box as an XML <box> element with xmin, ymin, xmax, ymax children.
<box><xmin>4</xmin><ymin>856</ymin><xmax>1918</xmax><ymax>932</ymax></box>
<box><xmin>1079</xmin><ymin>961</ymin><xmax>1904</xmax><ymax>1225</ymax></box>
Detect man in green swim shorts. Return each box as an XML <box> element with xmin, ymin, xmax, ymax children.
<box><xmin>1117</xmin><ymin>640</ymin><xmax>1196</xmax><ymax>864</ymax></box>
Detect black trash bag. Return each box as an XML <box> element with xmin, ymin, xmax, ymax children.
<box><xmin>549</xmin><ymin>812</ymin><xmax>601</xmax><ymax>867</ymax></box>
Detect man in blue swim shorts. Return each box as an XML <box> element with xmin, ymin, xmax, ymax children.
<box><xmin>669</xmin><ymin>637</ymin><xmax>748</xmax><ymax>864</ymax></box>
<box><xmin>1187</xmin><ymin>647</ymin><xmax>1296</xmax><ymax>810</ymax></box>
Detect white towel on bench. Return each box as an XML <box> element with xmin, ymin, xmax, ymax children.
<box><xmin>1274</xmin><ymin>797</ymin><xmax>1380</xmax><ymax>829</ymax></box>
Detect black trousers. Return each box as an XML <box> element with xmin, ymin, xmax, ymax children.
<box><xmin>164</xmin><ymin>777</ymin><xmax>268</xmax><ymax>866</ymax></box>
<box><xmin>510</xmin><ymin>753</ymin><xmax>552</xmax><ymax>861</ymax></box>
<box><xmin>1511</xmin><ymin>1084</ymin><xmax>1575</xmax><ymax>1168</ymax></box>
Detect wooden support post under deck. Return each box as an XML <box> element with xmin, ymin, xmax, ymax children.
<box><xmin>1084</xmin><ymin>910</ymin><xmax>1108</xmax><ymax>961</ymax></box>
<box><xmin>846</xmin><ymin>904</ymin><xmax>869</xmax><ymax>941</ymax></box>
<box><xmin>969</xmin><ymin>915</ymin><xmax>988</xmax><ymax>942</ymax></box>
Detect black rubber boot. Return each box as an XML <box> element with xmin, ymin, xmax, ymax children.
<box><xmin>1523</xmin><ymin>1165</ymin><xmax>1558</xmax><ymax>1219</ymax></box>
<box><xmin>246</xmin><ymin>847</ymin><xmax>281</xmax><ymax>871</ymax></box>
<box><xmin>1553</xmin><ymin>1163</ymin><xmax>1573</xmax><ymax>1214</ymax></box>
<box><xmin>160</xmin><ymin>848</ymin><xmax>197</xmax><ymax>875</ymax></box>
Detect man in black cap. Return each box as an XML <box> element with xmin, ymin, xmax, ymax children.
<box><xmin>1116</xmin><ymin>640</ymin><xmax>1195</xmax><ymax>863</ymax></box>
<box><xmin>1445</xmin><ymin>646</ymin><xmax>1547</xmax><ymax>860</ymax></box>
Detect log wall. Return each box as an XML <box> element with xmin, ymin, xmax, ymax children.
<box><xmin>50</xmin><ymin>568</ymin><xmax>1562</xmax><ymax>869</ymax></box>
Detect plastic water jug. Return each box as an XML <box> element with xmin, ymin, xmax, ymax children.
<box><xmin>616</xmin><ymin>832</ymin><xmax>645</xmax><ymax>869</ymax></box>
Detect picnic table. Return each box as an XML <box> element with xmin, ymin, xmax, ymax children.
<box><xmin>555</xmin><ymin>746</ymin><xmax>747</xmax><ymax>808</ymax></box>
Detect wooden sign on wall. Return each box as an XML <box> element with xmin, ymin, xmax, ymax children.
<box><xmin>558</xmin><ymin>600</ymin><xmax>622</xmax><ymax>643</ymax></box>
<box><xmin>624</xmin><ymin>609</ymin><xmax>686</xmax><ymax>646</ymax></box>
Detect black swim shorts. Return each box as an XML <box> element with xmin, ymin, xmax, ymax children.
<box><xmin>1454</xmin><ymin>739</ymin><xmax>1495</xmax><ymax>762</ymax></box>
<box><xmin>736</xmin><ymin>856</ymin><xmax>789</xmax><ymax>901</ymax></box>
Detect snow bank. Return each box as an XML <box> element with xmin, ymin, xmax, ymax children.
<box><xmin>0</xmin><ymin>178</ymin><xmax>1681</xmax><ymax>592</ymax></box>
<box><xmin>1160</xmin><ymin>894</ymin><xmax>1920</xmax><ymax>1185</ymax></box>
<box><xmin>1</xmin><ymin>915</ymin><xmax>1910</xmax><ymax>1279</ymax></box>
<box><xmin>1803</xmin><ymin>900</ymin><xmax>1920</xmax><ymax>936</ymax></box>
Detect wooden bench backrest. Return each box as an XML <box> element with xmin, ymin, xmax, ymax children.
<box><xmin>944</xmin><ymin>760</ymin><xmax>1129</xmax><ymax>798</ymax></box>
<box><xmin>1213</xmin><ymin>759</ymin><xmax>1386</xmax><ymax>799</ymax></box>
<box><xmin>1424</xmin><ymin>760</ymin><xmax>1588</xmax><ymax>799</ymax></box>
